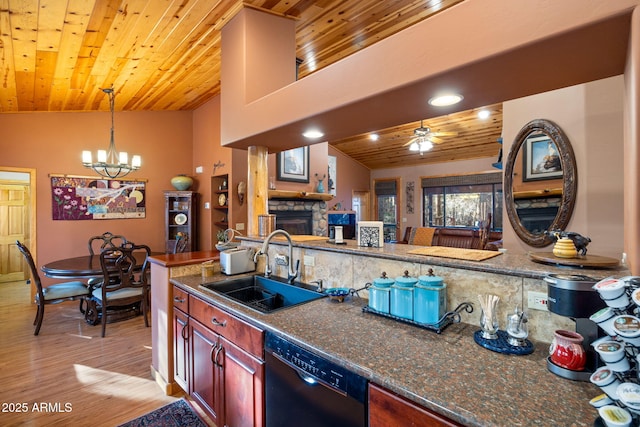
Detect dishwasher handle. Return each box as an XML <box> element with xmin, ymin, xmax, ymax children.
<box><xmin>268</xmin><ymin>350</ymin><xmax>348</xmax><ymax>397</ymax></box>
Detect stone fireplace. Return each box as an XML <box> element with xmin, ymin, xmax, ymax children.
<box><xmin>515</xmin><ymin>196</ymin><xmax>561</xmax><ymax>233</ymax></box>
<box><xmin>269</xmin><ymin>199</ymin><xmax>328</xmax><ymax>236</ymax></box>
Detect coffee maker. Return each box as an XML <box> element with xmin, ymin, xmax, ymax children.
<box><xmin>544</xmin><ymin>274</ymin><xmax>607</xmax><ymax>381</ymax></box>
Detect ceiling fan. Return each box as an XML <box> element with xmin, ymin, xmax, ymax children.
<box><xmin>403</xmin><ymin>120</ymin><xmax>458</xmax><ymax>153</ymax></box>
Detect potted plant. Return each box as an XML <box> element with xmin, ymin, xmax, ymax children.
<box><xmin>216</xmin><ymin>229</ymin><xmax>240</xmax><ymax>251</ymax></box>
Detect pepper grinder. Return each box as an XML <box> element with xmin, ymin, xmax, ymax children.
<box><xmin>506</xmin><ymin>305</ymin><xmax>528</xmax><ymax>346</ymax></box>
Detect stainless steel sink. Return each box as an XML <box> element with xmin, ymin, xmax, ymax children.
<box><xmin>200</xmin><ymin>275</ymin><xmax>326</xmax><ymax>314</ymax></box>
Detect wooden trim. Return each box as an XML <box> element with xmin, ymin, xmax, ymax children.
<box><xmin>513</xmin><ymin>188</ymin><xmax>563</xmax><ymax>199</ymax></box>
<box><xmin>0</xmin><ymin>167</ymin><xmax>36</xmax><ymax>300</ymax></box>
<box><xmin>268</xmin><ymin>190</ymin><xmax>333</xmax><ymax>201</ymax></box>
<box><xmin>48</xmin><ymin>173</ymin><xmax>148</xmax><ymax>182</ymax></box>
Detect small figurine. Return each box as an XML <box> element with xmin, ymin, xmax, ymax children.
<box><xmin>565</xmin><ymin>232</ymin><xmax>591</xmax><ymax>256</ymax></box>
<box><xmin>545</xmin><ymin>230</ymin><xmax>591</xmax><ymax>256</ymax></box>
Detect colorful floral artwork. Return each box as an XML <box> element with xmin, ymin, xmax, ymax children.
<box><xmin>51</xmin><ymin>176</ymin><xmax>146</xmax><ymax>220</ymax></box>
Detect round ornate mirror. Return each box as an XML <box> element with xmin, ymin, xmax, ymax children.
<box><xmin>504</xmin><ymin>119</ymin><xmax>577</xmax><ymax>247</ymax></box>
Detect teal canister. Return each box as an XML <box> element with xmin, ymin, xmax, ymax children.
<box><xmin>414</xmin><ymin>272</ymin><xmax>447</xmax><ymax>325</ymax></box>
<box><xmin>390</xmin><ymin>271</ymin><xmax>417</xmax><ymax>320</ymax></box>
<box><xmin>368</xmin><ymin>272</ymin><xmax>394</xmax><ymax>313</ymax></box>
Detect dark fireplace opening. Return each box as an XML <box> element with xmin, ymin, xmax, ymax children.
<box><xmin>516</xmin><ymin>206</ymin><xmax>559</xmax><ymax>234</ymax></box>
<box><xmin>271</xmin><ymin>210</ymin><xmax>313</xmax><ymax>235</ymax></box>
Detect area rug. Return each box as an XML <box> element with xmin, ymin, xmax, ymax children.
<box><xmin>118</xmin><ymin>399</ymin><xmax>207</xmax><ymax>427</ymax></box>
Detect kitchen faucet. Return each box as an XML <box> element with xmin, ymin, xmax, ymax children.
<box><xmin>253</xmin><ymin>229</ymin><xmax>299</xmax><ymax>284</ymax></box>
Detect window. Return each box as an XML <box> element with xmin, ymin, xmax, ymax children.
<box><xmin>374</xmin><ymin>179</ymin><xmax>398</xmax><ymax>242</ymax></box>
<box><xmin>422</xmin><ymin>173</ymin><xmax>502</xmax><ymax>230</ymax></box>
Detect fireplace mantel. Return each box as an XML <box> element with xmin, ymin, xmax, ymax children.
<box><xmin>268</xmin><ymin>190</ymin><xmax>333</xmax><ymax>201</ymax></box>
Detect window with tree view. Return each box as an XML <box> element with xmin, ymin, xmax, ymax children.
<box><xmin>374</xmin><ymin>179</ymin><xmax>398</xmax><ymax>242</ymax></box>
<box><xmin>422</xmin><ymin>173</ymin><xmax>502</xmax><ymax>231</ymax></box>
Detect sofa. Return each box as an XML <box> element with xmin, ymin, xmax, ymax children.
<box><xmin>397</xmin><ymin>227</ymin><xmax>502</xmax><ymax>251</ymax></box>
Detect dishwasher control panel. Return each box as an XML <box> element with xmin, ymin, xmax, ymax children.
<box><xmin>265</xmin><ymin>332</ymin><xmax>367</xmax><ymax>400</ymax></box>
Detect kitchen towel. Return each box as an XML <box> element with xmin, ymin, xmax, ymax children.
<box><xmin>408</xmin><ymin>246</ymin><xmax>502</xmax><ymax>261</ymax></box>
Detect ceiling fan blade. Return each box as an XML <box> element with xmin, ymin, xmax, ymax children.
<box><xmin>431</xmin><ymin>131</ymin><xmax>458</xmax><ymax>137</ymax></box>
<box><xmin>402</xmin><ymin>137</ymin><xmax>419</xmax><ymax>147</ymax></box>
<box><xmin>429</xmin><ymin>136</ymin><xmax>444</xmax><ymax>144</ymax></box>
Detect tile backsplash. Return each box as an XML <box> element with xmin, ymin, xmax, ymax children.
<box><xmin>243</xmin><ymin>240</ymin><xmax>577</xmax><ymax>344</ymax></box>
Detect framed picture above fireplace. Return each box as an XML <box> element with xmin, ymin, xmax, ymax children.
<box><xmin>522</xmin><ymin>134</ymin><xmax>563</xmax><ymax>182</ymax></box>
<box><xmin>277</xmin><ymin>146</ymin><xmax>309</xmax><ymax>183</ymax></box>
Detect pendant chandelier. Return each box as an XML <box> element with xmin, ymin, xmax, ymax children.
<box><xmin>82</xmin><ymin>87</ymin><xmax>141</xmax><ymax>179</ymax></box>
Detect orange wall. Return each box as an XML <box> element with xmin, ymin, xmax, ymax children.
<box><xmin>265</xmin><ymin>142</ymin><xmax>370</xmax><ymax>212</ymax></box>
<box><xmin>328</xmin><ymin>145</ymin><xmax>370</xmax><ymax>211</ymax></box>
<box><xmin>502</xmin><ymin>77</ymin><xmax>625</xmax><ymax>258</ymax></box>
<box><xmin>220</xmin><ymin>0</ymin><xmax>638</xmax><ymax>151</ymax></box>
<box><xmin>192</xmin><ymin>95</ymin><xmax>230</xmax><ymax>249</ymax></box>
<box><xmin>1</xmin><ymin>110</ymin><xmax>192</xmax><ymax>283</ymax></box>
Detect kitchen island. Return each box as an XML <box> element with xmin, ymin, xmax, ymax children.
<box><xmin>153</xmin><ymin>240</ymin><xmax>625</xmax><ymax>425</ymax></box>
<box><xmin>172</xmin><ymin>271</ymin><xmax>600</xmax><ymax>427</ymax></box>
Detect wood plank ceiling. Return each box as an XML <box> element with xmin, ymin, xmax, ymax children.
<box><xmin>0</xmin><ymin>0</ymin><xmax>503</xmax><ymax>169</ymax></box>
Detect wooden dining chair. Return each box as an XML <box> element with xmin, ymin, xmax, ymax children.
<box><xmin>16</xmin><ymin>241</ymin><xmax>91</xmax><ymax>336</ymax></box>
<box><xmin>87</xmin><ymin>242</ymin><xmax>151</xmax><ymax>337</ymax></box>
<box><xmin>86</xmin><ymin>232</ymin><xmax>129</xmax><ymax>291</ymax></box>
<box><xmin>88</xmin><ymin>231</ymin><xmax>128</xmax><ymax>255</ymax></box>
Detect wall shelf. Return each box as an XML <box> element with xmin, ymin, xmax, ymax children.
<box><xmin>268</xmin><ymin>190</ymin><xmax>333</xmax><ymax>201</ymax></box>
<box><xmin>164</xmin><ymin>190</ymin><xmax>197</xmax><ymax>253</ymax></box>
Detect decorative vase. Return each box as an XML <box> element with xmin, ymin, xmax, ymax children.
<box><xmin>171</xmin><ymin>175</ymin><xmax>193</xmax><ymax>191</ymax></box>
<box><xmin>316</xmin><ymin>179</ymin><xmax>325</xmax><ymax>193</ymax></box>
<box><xmin>549</xmin><ymin>330</ymin><xmax>586</xmax><ymax>371</ymax></box>
<box><xmin>553</xmin><ymin>237</ymin><xmax>578</xmax><ymax>258</ymax></box>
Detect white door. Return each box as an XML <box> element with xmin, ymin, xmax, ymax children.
<box><xmin>352</xmin><ymin>190</ymin><xmax>370</xmax><ymax>222</ymax></box>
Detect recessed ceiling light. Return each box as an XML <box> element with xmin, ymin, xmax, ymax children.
<box><xmin>302</xmin><ymin>129</ymin><xmax>324</xmax><ymax>139</ymax></box>
<box><xmin>428</xmin><ymin>94</ymin><xmax>463</xmax><ymax>107</ymax></box>
<box><xmin>369</xmin><ymin>133</ymin><xmax>379</xmax><ymax>141</ymax></box>
<box><xmin>478</xmin><ymin>109</ymin><xmax>491</xmax><ymax>119</ymax></box>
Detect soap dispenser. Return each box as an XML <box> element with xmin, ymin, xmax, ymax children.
<box><xmin>506</xmin><ymin>306</ymin><xmax>528</xmax><ymax>347</ymax></box>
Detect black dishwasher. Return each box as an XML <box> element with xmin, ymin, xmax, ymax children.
<box><xmin>264</xmin><ymin>332</ymin><xmax>368</xmax><ymax>427</ymax></box>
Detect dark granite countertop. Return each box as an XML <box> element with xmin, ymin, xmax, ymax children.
<box><xmin>172</xmin><ymin>272</ymin><xmax>601</xmax><ymax>427</ymax></box>
<box><xmin>239</xmin><ymin>236</ymin><xmax>627</xmax><ymax>280</ymax></box>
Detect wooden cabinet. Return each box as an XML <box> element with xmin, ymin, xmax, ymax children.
<box><xmin>172</xmin><ymin>285</ymin><xmax>190</xmax><ymax>392</ymax></box>
<box><xmin>190</xmin><ymin>317</ymin><xmax>223</xmax><ymax>425</ymax></box>
<box><xmin>172</xmin><ymin>285</ymin><xmax>264</xmax><ymax>427</ymax></box>
<box><xmin>164</xmin><ymin>191</ymin><xmax>197</xmax><ymax>253</ymax></box>
<box><xmin>369</xmin><ymin>383</ymin><xmax>463</xmax><ymax>427</ymax></box>
<box><xmin>219</xmin><ymin>336</ymin><xmax>264</xmax><ymax>427</ymax></box>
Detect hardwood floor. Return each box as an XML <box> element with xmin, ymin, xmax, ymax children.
<box><xmin>0</xmin><ymin>280</ymin><xmax>181</xmax><ymax>426</ymax></box>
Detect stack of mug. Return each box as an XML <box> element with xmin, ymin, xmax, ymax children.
<box><xmin>588</xmin><ymin>276</ymin><xmax>640</xmax><ymax>427</ymax></box>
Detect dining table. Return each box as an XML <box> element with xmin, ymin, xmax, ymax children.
<box><xmin>41</xmin><ymin>251</ymin><xmax>162</xmax><ymax>325</ymax></box>
<box><xmin>41</xmin><ymin>252</ymin><xmax>159</xmax><ymax>279</ymax></box>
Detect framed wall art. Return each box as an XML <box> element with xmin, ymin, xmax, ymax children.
<box><xmin>328</xmin><ymin>155</ymin><xmax>337</xmax><ymax>196</ymax></box>
<box><xmin>357</xmin><ymin>221</ymin><xmax>384</xmax><ymax>248</ymax></box>
<box><xmin>277</xmin><ymin>146</ymin><xmax>309</xmax><ymax>183</ymax></box>
<box><xmin>522</xmin><ymin>134</ymin><xmax>563</xmax><ymax>182</ymax></box>
<box><xmin>50</xmin><ymin>174</ymin><xmax>146</xmax><ymax>220</ymax></box>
